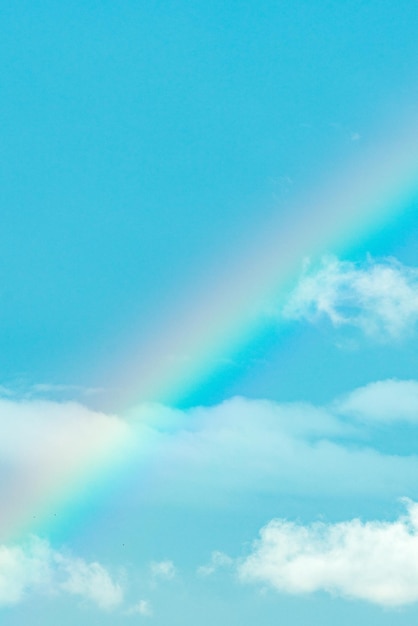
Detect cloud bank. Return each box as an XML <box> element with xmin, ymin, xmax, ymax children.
<box><xmin>239</xmin><ymin>500</ymin><xmax>418</xmax><ymax>607</ymax></box>
<box><xmin>136</xmin><ymin>393</ymin><xmax>418</xmax><ymax>502</ymax></box>
<box><xmin>2</xmin><ymin>379</ymin><xmax>418</xmax><ymax>611</ymax></box>
<box><xmin>2</xmin><ymin>377</ymin><xmax>418</xmax><ymax>530</ymax></box>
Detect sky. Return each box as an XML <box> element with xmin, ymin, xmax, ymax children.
<box><xmin>2</xmin><ymin>1</ymin><xmax>418</xmax><ymax>624</ymax></box>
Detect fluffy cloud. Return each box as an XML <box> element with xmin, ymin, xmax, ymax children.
<box><xmin>283</xmin><ymin>256</ymin><xmax>418</xmax><ymax>339</ymax></box>
<box><xmin>238</xmin><ymin>500</ymin><xmax>418</xmax><ymax>607</ymax></box>
<box><xmin>0</xmin><ymin>536</ymin><xmax>122</xmax><ymax>610</ymax></box>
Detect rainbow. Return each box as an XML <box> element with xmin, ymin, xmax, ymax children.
<box><xmin>108</xmin><ymin>113</ymin><xmax>418</xmax><ymax>410</ymax></box>
<box><xmin>4</xmin><ymin>109</ymin><xmax>418</xmax><ymax>544</ymax></box>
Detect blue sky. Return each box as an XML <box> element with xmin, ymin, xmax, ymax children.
<box><xmin>3</xmin><ymin>1</ymin><xmax>418</xmax><ymax>624</ymax></box>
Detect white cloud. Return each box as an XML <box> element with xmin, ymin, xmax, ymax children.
<box><xmin>150</xmin><ymin>560</ymin><xmax>176</xmax><ymax>581</ymax></box>
<box><xmin>126</xmin><ymin>599</ymin><xmax>153</xmax><ymax>617</ymax></box>
<box><xmin>238</xmin><ymin>500</ymin><xmax>418</xmax><ymax>607</ymax></box>
<box><xmin>336</xmin><ymin>379</ymin><xmax>418</xmax><ymax>423</ymax></box>
<box><xmin>283</xmin><ymin>256</ymin><xmax>418</xmax><ymax>339</ymax></box>
<box><xmin>0</xmin><ymin>536</ymin><xmax>123</xmax><ymax>610</ymax></box>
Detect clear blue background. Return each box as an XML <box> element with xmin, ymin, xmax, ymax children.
<box><xmin>2</xmin><ymin>2</ymin><xmax>418</xmax><ymax>624</ymax></box>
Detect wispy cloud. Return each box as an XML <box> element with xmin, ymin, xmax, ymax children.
<box><xmin>150</xmin><ymin>560</ymin><xmax>176</xmax><ymax>581</ymax></box>
<box><xmin>336</xmin><ymin>379</ymin><xmax>418</xmax><ymax>423</ymax></box>
<box><xmin>126</xmin><ymin>599</ymin><xmax>153</xmax><ymax>617</ymax></box>
<box><xmin>197</xmin><ymin>551</ymin><xmax>233</xmax><ymax>577</ymax></box>
<box><xmin>283</xmin><ymin>256</ymin><xmax>418</xmax><ymax>340</ymax></box>
<box><xmin>238</xmin><ymin>499</ymin><xmax>418</xmax><ymax>607</ymax></box>
<box><xmin>31</xmin><ymin>383</ymin><xmax>106</xmax><ymax>397</ymax></box>
<box><xmin>59</xmin><ymin>554</ymin><xmax>123</xmax><ymax>610</ymax></box>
